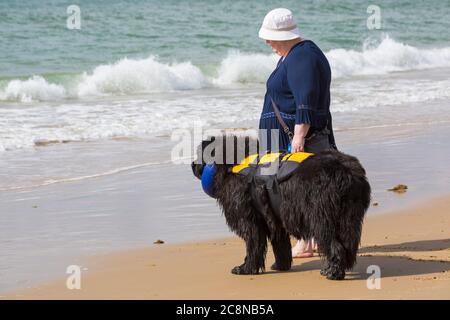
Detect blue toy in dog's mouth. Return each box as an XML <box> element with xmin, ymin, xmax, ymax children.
<box><xmin>201</xmin><ymin>163</ymin><xmax>217</xmax><ymax>198</ymax></box>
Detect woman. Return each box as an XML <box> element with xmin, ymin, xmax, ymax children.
<box><xmin>258</xmin><ymin>8</ymin><xmax>337</xmax><ymax>258</ymax></box>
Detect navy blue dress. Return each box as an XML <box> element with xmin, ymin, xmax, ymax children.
<box><xmin>259</xmin><ymin>40</ymin><xmax>335</xmax><ymax>152</ymax></box>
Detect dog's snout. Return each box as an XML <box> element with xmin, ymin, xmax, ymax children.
<box><xmin>191</xmin><ymin>161</ymin><xmax>203</xmax><ymax>180</ymax></box>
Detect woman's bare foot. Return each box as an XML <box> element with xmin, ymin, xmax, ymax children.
<box><xmin>312</xmin><ymin>238</ymin><xmax>318</xmax><ymax>252</ymax></box>
<box><xmin>292</xmin><ymin>239</ymin><xmax>314</xmax><ymax>258</ymax></box>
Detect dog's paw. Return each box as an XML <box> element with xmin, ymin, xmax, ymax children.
<box><xmin>231</xmin><ymin>265</ymin><xmax>259</xmax><ymax>275</ymax></box>
<box><xmin>320</xmin><ymin>266</ymin><xmax>330</xmax><ymax>276</ymax></box>
<box><xmin>270</xmin><ymin>262</ymin><xmax>291</xmax><ymax>271</ymax></box>
<box><xmin>326</xmin><ymin>270</ymin><xmax>345</xmax><ymax>280</ymax></box>
<box><xmin>231</xmin><ymin>265</ymin><xmax>246</xmax><ymax>275</ymax></box>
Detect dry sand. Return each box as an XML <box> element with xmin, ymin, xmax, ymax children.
<box><xmin>3</xmin><ymin>195</ymin><xmax>450</xmax><ymax>300</ymax></box>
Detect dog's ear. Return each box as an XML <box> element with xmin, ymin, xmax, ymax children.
<box><xmin>203</xmin><ymin>136</ymin><xmax>225</xmax><ymax>164</ymax></box>
<box><xmin>222</xmin><ymin>135</ymin><xmax>236</xmax><ymax>165</ymax></box>
<box><xmin>194</xmin><ymin>137</ymin><xmax>215</xmax><ymax>164</ymax></box>
<box><xmin>224</xmin><ymin>134</ymin><xmax>250</xmax><ymax>165</ymax></box>
<box><xmin>199</xmin><ymin>135</ymin><xmax>258</xmax><ymax>166</ymax></box>
<box><xmin>231</xmin><ymin>135</ymin><xmax>259</xmax><ymax>163</ymax></box>
<box><xmin>201</xmin><ymin>137</ymin><xmax>215</xmax><ymax>154</ymax></box>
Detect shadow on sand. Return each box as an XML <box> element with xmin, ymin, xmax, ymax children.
<box><xmin>268</xmin><ymin>239</ymin><xmax>450</xmax><ymax>280</ymax></box>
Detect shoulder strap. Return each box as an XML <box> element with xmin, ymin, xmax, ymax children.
<box><xmin>270</xmin><ymin>97</ymin><xmax>293</xmax><ymax>140</ymax></box>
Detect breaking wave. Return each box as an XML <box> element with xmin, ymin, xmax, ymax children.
<box><xmin>1</xmin><ymin>36</ymin><xmax>449</xmax><ymax>102</ymax></box>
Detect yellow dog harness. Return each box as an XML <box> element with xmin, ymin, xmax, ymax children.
<box><xmin>231</xmin><ymin>152</ymin><xmax>314</xmax><ymax>175</ymax></box>
<box><xmin>229</xmin><ymin>151</ymin><xmax>315</xmax><ymax>216</ymax></box>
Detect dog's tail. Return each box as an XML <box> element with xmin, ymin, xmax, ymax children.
<box><xmin>323</xmin><ymin>151</ymin><xmax>371</xmax><ymax>269</ymax></box>
<box><xmin>340</xmin><ymin>170</ymin><xmax>371</xmax><ymax>269</ymax></box>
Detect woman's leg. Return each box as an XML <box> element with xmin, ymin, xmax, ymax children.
<box><xmin>295</xmin><ymin>133</ymin><xmax>329</xmax><ymax>257</ymax></box>
<box><xmin>312</xmin><ymin>238</ymin><xmax>318</xmax><ymax>251</ymax></box>
<box><xmin>292</xmin><ymin>238</ymin><xmax>314</xmax><ymax>258</ymax></box>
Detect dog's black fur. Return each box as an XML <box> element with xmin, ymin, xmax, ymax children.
<box><xmin>191</xmin><ymin>135</ymin><xmax>371</xmax><ymax>280</ymax></box>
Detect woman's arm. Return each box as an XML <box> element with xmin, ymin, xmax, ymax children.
<box><xmin>292</xmin><ymin>123</ymin><xmax>310</xmax><ymax>152</ymax></box>
<box><xmin>286</xmin><ymin>51</ymin><xmax>319</xmax><ymax>152</ymax></box>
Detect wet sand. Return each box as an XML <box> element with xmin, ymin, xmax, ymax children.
<box><xmin>3</xmin><ymin>194</ymin><xmax>449</xmax><ymax>300</ymax></box>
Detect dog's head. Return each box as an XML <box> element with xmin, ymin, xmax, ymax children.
<box><xmin>191</xmin><ymin>135</ymin><xmax>259</xmax><ymax>196</ymax></box>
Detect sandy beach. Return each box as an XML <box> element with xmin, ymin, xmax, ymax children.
<box><xmin>3</xmin><ymin>194</ymin><xmax>449</xmax><ymax>300</ymax></box>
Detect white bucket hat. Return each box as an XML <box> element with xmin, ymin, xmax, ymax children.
<box><xmin>258</xmin><ymin>8</ymin><xmax>300</xmax><ymax>41</ymax></box>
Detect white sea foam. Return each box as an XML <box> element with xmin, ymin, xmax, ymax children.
<box><xmin>77</xmin><ymin>56</ymin><xmax>209</xmax><ymax>96</ymax></box>
<box><xmin>327</xmin><ymin>35</ymin><xmax>450</xmax><ymax>78</ymax></box>
<box><xmin>0</xmin><ymin>76</ymin><xmax>66</xmax><ymax>102</ymax></box>
<box><xmin>1</xmin><ymin>37</ymin><xmax>450</xmax><ymax>103</ymax></box>
<box><xmin>1</xmin><ymin>74</ymin><xmax>449</xmax><ymax>154</ymax></box>
<box><xmin>213</xmin><ymin>50</ymin><xmax>278</xmax><ymax>85</ymax></box>
<box><xmin>0</xmin><ymin>93</ymin><xmax>263</xmax><ymax>152</ymax></box>
<box><xmin>331</xmin><ymin>78</ymin><xmax>450</xmax><ymax>112</ymax></box>
<box><xmin>1</xmin><ymin>37</ymin><xmax>450</xmax><ymax>153</ymax></box>
<box><xmin>213</xmin><ymin>36</ymin><xmax>450</xmax><ymax>83</ymax></box>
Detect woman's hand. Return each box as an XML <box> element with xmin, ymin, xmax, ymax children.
<box><xmin>292</xmin><ymin>123</ymin><xmax>311</xmax><ymax>153</ymax></box>
<box><xmin>291</xmin><ymin>134</ymin><xmax>305</xmax><ymax>152</ymax></box>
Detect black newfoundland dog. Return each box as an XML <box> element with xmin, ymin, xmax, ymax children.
<box><xmin>191</xmin><ymin>135</ymin><xmax>371</xmax><ymax>280</ymax></box>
